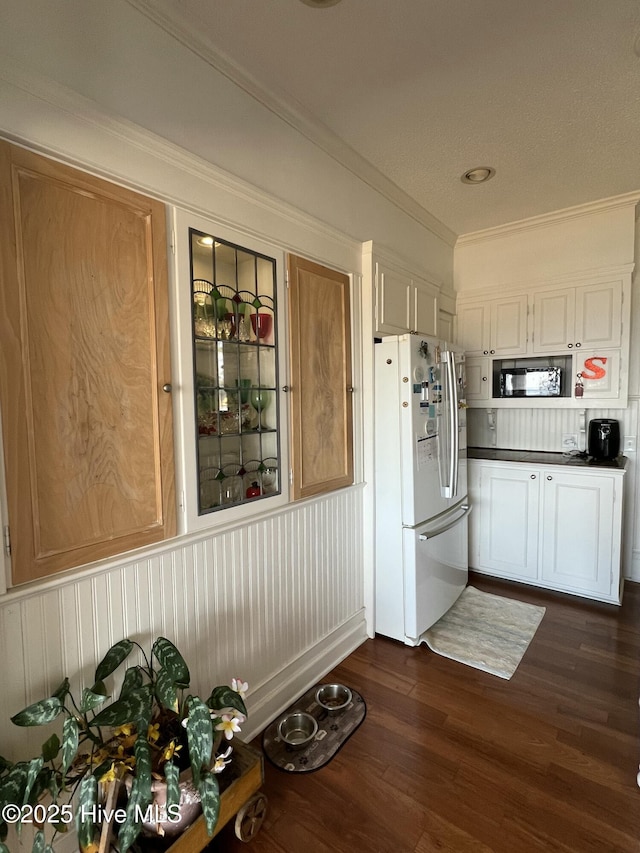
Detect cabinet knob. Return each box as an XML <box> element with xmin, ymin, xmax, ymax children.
<box><xmin>483</xmin><ymin>350</ymin><xmax>489</xmax><ymax>355</ymax></box>
<box><xmin>490</xmin><ymin>349</ymin><xmax>495</xmax><ymax>354</ymax></box>
<box><xmin>482</xmin><ymin>376</ymin><xmax>487</xmax><ymax>381</ymax></box>
<box><xmin>162</xmin><ymin>383</ymin><xmax>172</xmax><ymax>393</ymax></box>
<box><xmin>547</xmin><ymin>475</ymin><xmax>553</xmax><ymax>481</ymax></box>
<box><xmin>575</xmin><ymin>342</ymin><xmax>581</xmax><ymax>347</ymax></box>
<box><xmin>530</xmin><ymin>474</ymin><xmax>536</xmax><ymax>479</ymax></box>
<box><xmin>567</xmin><ymin>343</ymin><xmax>573</xmax><ymax>348</ymax></box>
<box><xmin>347</xmin><ymin>386</ymin><xmax>354</xmax><ymax>393</ymax></box>
<box><xmin>282</xmin><ymin>385</ymin><xmax>290</xmax><ymax>392</ymax></box>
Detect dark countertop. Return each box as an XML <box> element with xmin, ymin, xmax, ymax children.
<box><xmin>467</xmin><ymin>447</ymin><xmax>627</xmax><ymax>470</ymax></box>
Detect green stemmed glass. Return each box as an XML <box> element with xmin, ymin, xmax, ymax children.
<box><xmin>249</xmin><ymin>389</ymin><xmax>271</xmax><ymax>430</ymax></box>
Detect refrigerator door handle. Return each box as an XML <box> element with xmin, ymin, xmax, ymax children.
<box><xmin>418</xmin><ymin>503</ymin><xmax>472</xmax><ymax>540</ymax></box>
<box><xmin>441</xmin><ymin>350</ymin><xmax>459</xmax><ymax>499</ymax></box>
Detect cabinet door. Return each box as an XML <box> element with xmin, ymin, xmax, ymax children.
<box><xmin>540</xmin><ymin>470</ymin><xmax>615</xmax><ymax>598</ymax></box>
<box><xmin>574</xmin><ymin>280</ymin><xmax>622</xmax><ymax>349</ymax></box>
<box><xmin>288</xmin><ymin>255</ymin><xmax>354</xmax><ymax>500</ymax></box>
<box><xmin>532</xmin><ymin>288</ymin><xmax>575</xmax><ymax>352</ymax></box>
<box><xmin>413</xmin><ymin>276</ymin><xmax>438</xmax><ymax>337</ymax></box>
<box><xmin>465</xmin><ymin>358</ymin><xmax>491</xmax><ymax>401</ymax></box>
<box><xmin>375</xmin><ymin>263</ymin><xmax>412</xmax><ymax>335</ymax></box>
<box><xmin>438</xmin><ymin>308</ymin><xmax>454</xmax><ymax>343</ymax></box>
<box><xmin>478</xmin><ymin>465</ymin><xmax>540</xmax><ymax>580</ymax></box>
<box><xmin>0</xmin><ymin>142</ymin><xmax>175</xmax><ymax>584</ymax></box>
<box><xmin>490</xmin><ymin>295</ymin><xmax>528</xmax><ymax>355</ymax></box>
<box><xmin>456</xmin><ymin>302</ymin><xmax>490</xmax><ymax>355</ymax></box>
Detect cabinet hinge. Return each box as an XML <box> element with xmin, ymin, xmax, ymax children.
<box><xmin>285</xmin><ymin>269</ymin><xmax>290</xmax><ymax>288</ymax></box>
<box><xmin>3</xmin><ymin>525</ymin><xmax>10</xmax><ymax>557</ymax></box>
<box><xmin>289</xmin><ymin>469</ymin><xmax>294</xmax><ymax>485</ymax></box>
<box><xmin>170</xmin><ymin>228</ymin><xmax>176</xmax><ymax>256</ymax></box>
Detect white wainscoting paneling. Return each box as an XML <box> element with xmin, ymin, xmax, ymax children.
<box><xmin>0</xmin><ymin>486</ymin><xmax>365</xmax><ymax>759</ymax></box>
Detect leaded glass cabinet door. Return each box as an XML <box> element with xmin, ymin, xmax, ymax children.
<box><xmin>190</xmin><ymin>230</ymin><xmax>281</xmax><ymax>514</ymax></box>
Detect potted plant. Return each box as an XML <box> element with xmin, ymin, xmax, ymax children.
<box><xmin>0</xmin><ymin>637</ymin><xmax>248</xmax><ymax>853</ymax></box>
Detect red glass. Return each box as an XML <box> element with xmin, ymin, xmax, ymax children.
<box><xmin>250</xmin><ymin>312</ymin><xmax>273</xmax><ymax>340</ymax></box>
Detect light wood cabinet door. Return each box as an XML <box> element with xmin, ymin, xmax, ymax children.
<box><xmin>287</xmin><ymin>255</ymin><xmax>353</xmax><ymax>500</ymax></box>
<box><xmin>0</xmin><ymin>142</ymin><xmax>175</xmax><ymax>584</ymax></box>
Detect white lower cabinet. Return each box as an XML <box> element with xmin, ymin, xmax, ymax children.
<box><xmin>469</xmin><ymin>459</ymin><xmax>624</xmax><ymax>604</ymax></box>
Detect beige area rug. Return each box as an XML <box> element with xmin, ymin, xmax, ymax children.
<box><xmin>423</xmin><ymin>586</ymin><xmax>545</xmax><ymax>680</ymax></box>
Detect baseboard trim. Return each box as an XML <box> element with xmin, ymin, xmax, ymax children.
<box><xmin>242</xmin><ymin>610</ymin><xmax>368</xmax><ymax>741</ymax></box>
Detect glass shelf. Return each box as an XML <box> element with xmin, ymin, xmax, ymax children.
<box><xmin>190</xmin><ymin>229</ymin><xmax>281</xmax><ymax>515</ymax></box>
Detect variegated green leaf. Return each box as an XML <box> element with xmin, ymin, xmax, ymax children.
<box><xmin>60</xmin><ymin>717</ymin><xmax>79</xmax><ymax>778</ymax></box>
<box><xmin>75</xmin><ymin>774</ymin><xmax>97</xmax><ymax>850</ymax></box>
<box><xmin>80</xmin><ymin>681</ymin><xmax>108</xmax><ymax>713</ymax></box>
<box><xmin>152</xmin><ymin>638</ymin><xmax>190</xmax><ymax>687</ymax></box>
<box><xmin>186</xmin><ymin>697</ymin><xmax>213</xmax><ymax>786</ymax></box>
<box><xmin>0</xmin><ymin>840</ymin><xmax>10</xmax><ymax>852</ymax></box>
<box><xmin>207</xmin><ymin>686</ymin><xmax>247</xmax><ymax>717</ymax></box>
<box><xmin>31</xmin><ymin>830</ymin><xmax>45</xmax><ymax>853</ymax></box>
<box><xmin>0</xmin><ymin>763</ymin><xmax>29</xmax><ymax>809</ymax></box>
<box><xmin>164</xmin><ymin>760</ymin><xmax>179</xmax><ymax>811</ymax></box>
<box><xmin>155</xmin><ymin>667</ymin><xmax>179</xmax><ymax>712</ymax></box>
<box><xmin>117</xmin><ymin>779</ymin><xmax>143</xmax><ymax>853</ymax></box>
<box><xmin>198</xmin><ymin>769</ymin><xmax>220</xmax><ymax>837</ymax></box>
<box><xmin>51</xmin><ymin>679</ymin><xmax>70</xmax><ymax>702</ymax></box>
<box><xmin>119</xmin><ymin>666</ymin><xmax>143</xmax><ymax>698</ymax></box>
<box><xmin>11</xmin><ymin>697</ymin><xmax>63</xmax><ymax>727</ymax></box>
<box><xmin>0</xmin><ymin>756</ymin><xmax>11</xmax><ymax>774</ymax></box>
<box><xmin>133</xmin><ymin>737</ymin><xmax>151</xmax><ymax>803</ymax></box>
<box><xmin>95</xmin><ymin>639</ymin><xmax>134</xmax><ymax>682</ymax></box>
<box><xmin>22</xmin><ymin>757</ymin><xmax>43</xmax><ymax>806</ymax></box>
<box><xmin>41</xmin><ymin>733</ymin><xmax>60</xmax><ymax>763</ymax></box>
<box><xmin>91</xmin><ymin>686</ymin><xmax>152</xmax><ymax>728</ymax></box>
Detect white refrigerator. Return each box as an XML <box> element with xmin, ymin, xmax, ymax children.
<box><xmin>374</xmin><ymin>334</ymin><xmax>470</xmax><ymax>645</ymax></box>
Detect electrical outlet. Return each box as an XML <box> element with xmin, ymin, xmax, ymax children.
<box><xmin>562</xmin><ymin>433</ymin><xmax>578</xmax><ymax>451</ymax></box>
<box><xmin>624</xmin><ymin>435</ymin><xmax>636</xmax><ymax>452</ymax></box>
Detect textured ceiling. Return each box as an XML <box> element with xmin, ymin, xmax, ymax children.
<box><xmin>136</xmin><ymin>0</ymin><xmax>640</xmax><ymax>236</ymax></box>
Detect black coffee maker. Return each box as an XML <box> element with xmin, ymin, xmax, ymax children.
<box><xmin>588</xmin><ymin>418</ymin><xmax>620</xmax><ymax>461</ymax></box>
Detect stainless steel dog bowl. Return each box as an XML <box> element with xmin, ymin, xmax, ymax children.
<box><xmin>315</xmin><ymin>683</ymin><xmax>352</xmax><ymax>714</ymax></box>
<box><xmin>277</xmin><ymin>711</ymin><xmax>318</xmax><ymax>749</ymax></box>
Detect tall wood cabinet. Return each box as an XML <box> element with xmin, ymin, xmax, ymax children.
<box><xmin>287</xmin><ymin>255</ymin><xmax>354</xmax><ymax>500</ymax></box>
<box><xmin>0</xmin><ymin>142</ymin><xmax>175</xmax><ymax>584</ymax></box>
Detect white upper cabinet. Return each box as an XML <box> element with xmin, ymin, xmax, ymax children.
<box><xmin>375</xmin><ymin>262</ymin><xmax>438</xmax><ymax>337</ymax></box>
<box><xmin>532</xmin><ymin>279</ymin><xmax>622</xmax><ymax>353</ymax></box>
<box><xmin>457</xmin><ymin>294</ymin><xmax>527</xmax><ymax>356</ymax></box>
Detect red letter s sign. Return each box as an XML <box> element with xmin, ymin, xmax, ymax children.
<box><xmin>581</xmin><ymin>357</ymin><xmax>607</xmax><ymax>380</ymax></box>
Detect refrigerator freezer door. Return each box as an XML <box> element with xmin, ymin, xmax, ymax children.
<box><xmin>402</xmin><ymin>502</ymin><xmax>470</xmax><ymax>644</ymax></box>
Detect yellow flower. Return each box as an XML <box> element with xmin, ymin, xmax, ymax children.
<box><xmin>99</xmin><ymin>762</ymin><xmax>118</xmax><ymax>784</ymax></box>
<box><xmin>162</xmin><ymin>740</ymin><xmax>182</xmax><ymax>762</ymax></box>
<box><xmin>114</xmin><ymin>724</ymin><xmax>135</xmax><ymax>737</ymax></box>
<box><xmin>147</xmin><ymin>723</ymin><xmax>160</xmax><ymax>744</ymax></box>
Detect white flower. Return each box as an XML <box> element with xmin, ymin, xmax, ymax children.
<box><xmin>215</xmin><ymin>713</ymin><xmax>243</xmax><ymax>740</ymax></box>
<box><xmin>212</xmin><ymin>745</ymin><xmax>233</xmax><ymax>773</ymax></box>
<box><xmin>231</xmin><ymin>678</ymin><xmax>249</xmax><ymax>698</ymax></box>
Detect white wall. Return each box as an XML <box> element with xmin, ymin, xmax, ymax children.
<box><xmin>455</xmin><ymin>199</ymin><xmax>640</xmax><ymax>580</ymax></box>
<box><xmin>0</xmin><ymin>0</ymin><xmax>456</xmax><ymax>760</ymax></box>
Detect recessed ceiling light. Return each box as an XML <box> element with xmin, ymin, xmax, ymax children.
<box><xmin>197</xmin><ymin>236</ymin><xmax>215</xmax><ymax>247</ymax></box>
<box><xmin>461</xmin><ymin>167</ymin><xmax>496</xmax><ymax>185</ymax></box>
<box><xmin>299</xmin><ymin>0</ymin><xmax>342</xmax><ymax>7</ymax></box>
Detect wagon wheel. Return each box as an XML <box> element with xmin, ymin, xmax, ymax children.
<box><xmin>234</xmin><ymin>792</ymin><xmax>268</xmax><ymax>842</ymax></box>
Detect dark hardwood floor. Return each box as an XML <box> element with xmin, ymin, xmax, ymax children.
<box><xmin>212</xmin><ymin>575</ymin><xmax>640</xmax><ymax>852</ymax></box>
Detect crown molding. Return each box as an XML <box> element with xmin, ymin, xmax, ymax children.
<box><xmin>0</xmin><ymin>59</ymin><xmax>367</xmax><ymax>264</ymax></box>
<box><xmin>456</xmin><ymin>191</ymin><xmax>640</xmax><ymax>246</ymax></box>
<box><xmin>125</xmin><ymin>0</ymin><xmax>457</xmax><ymax>248</ymax></box>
